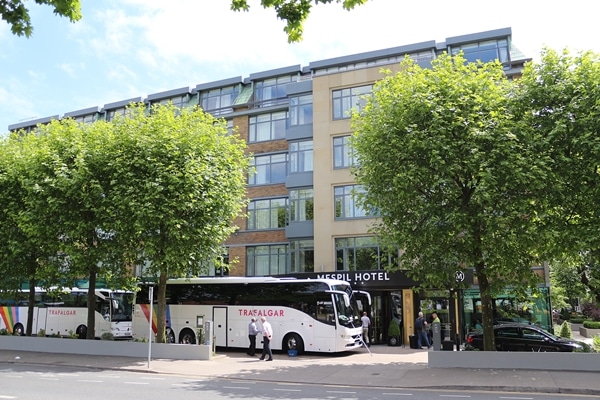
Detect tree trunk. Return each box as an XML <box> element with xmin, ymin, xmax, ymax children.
<box><xmin>26</xmin><ymin>277</ymin><xmax>36</xmax><ymax>336</ymax></box>
<box><xmin>156</xmin><ymin>271</ymin><xmax>168</xmax><ymax>343</ymax></box>
<box><xmin>474</xmin><ymin>261</ymin><xmax>496</xmax><ymax>351</ymax></box>
<box><xmin>86</xmin><ymin>271</ymin><xmax>96</xmax><ymax>339</ymax></box>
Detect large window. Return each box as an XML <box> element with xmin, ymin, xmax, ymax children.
<box><xmin>247</xmin><ymin>197</ymin><xmax>288</xmax><ymax>230</ymax></box>
<box><xmin>332</xmin><ymin>84</ymin><xmax>373</xmax><ymax>120</ymax></box>
<box><xmin>247</xmin><ymin>244</ymin><xmax>288</xmax><ymax>276</ymax></box>
<box><xmin>249</xmin><ymin>153</ymin><xmax>287</xmax><ymax>185</ymax></box>
<box><xmin>254</xmin><ymin>76</ymin><xmax>293</xmax><ymax>107</ymax></box>
<box><xmin>334</xmin><ymin>185</ymin><xmax>369</xmax><ymax>219</ymax></box>
<box><xmin>249</xmin><ymin>111</ymin><xmax>287</xmax><ymax>142</ymax></box>
<box><xmin>106</xmin><ymin>107</ymin><xmax>127</xmax><ymax>122</ymax></box>
<box><xmin>289</xmin><ymin>140</ymin><xmax>313</xmax><ymax>173</ymax></box>
<box><xmin>335</xmin><ymin>237</ymin><xmax>395</xmax><ymax>271</ymax></box>
<box><xmin>290</xmin><ymin>239</ymin><xmax>314</xmax><ymax>273</ymax></box>
<box><xmin>289</xmin><ymin>188</ymin><xmax>313</xmax><ymax>222</ymax></box>
<box><xmin>150</xmin><ymin>95</ymin><xmax>188</xmax><ymax>110</ymax></box>
<box><xmin>289</xmin><ymin>94</ymin><xmax>313</xmax><ymax>126</ymax></box>
<box><xmin>200</xmin><ymin>86</ymin><xmax>238</xmax><ymax>115</ymax></box>
<box><xmin>333</xmin><ymin>135</ymin><xmax>355</xmax><ymax>168</ymax></box>
<box><xmin>451</xmin><ymin>39</ymin><xmax>510</xmax><ymax>64</ymax></box>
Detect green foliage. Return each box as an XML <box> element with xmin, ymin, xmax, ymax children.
<box><xmin>230</xmin><ymin>0</ymin><xmax>367</xmax><ymax>42</ymax></box>
<box><xmin>583</xmin><ymin>320</ymin><xmax>600</xmax><ymax>329</ymax></box>
<box><xmin>37</xmin><ymin>329</ymin><xmax>46</xmax><ymax>337</ymax></box>
<box><xmin>559</xmin><ymin>320</ymin><xmax>573</xmax><ymax>339</ymax></box>
<box><xmin>351</xmin><ymin>53</ymin><xmax>547</xmax><ymax>351</ymax></box>
<box><xmin>0</xmin><ymin>329</ymin><xmax>9</xmax><ymax>335</ymax></box>
<box><xmin>101</xmin><ymin>332</ymin><xmax>115</xmax><ymax>341</ymax></box>
<box><xmin>1</xmin><ymin>0</ymin><xmax>82</xmax><ymax>37</ymax></box>
<box><xmin>387</xmin><ymin>319</ymin><xmax>400</xmax><ymax>337</ymax></box>
<box><xmin>593</xmin><ymin>336</ymin><xmax>600</xmax><ymax>352</ymax></box>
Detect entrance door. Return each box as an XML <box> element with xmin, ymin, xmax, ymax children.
<box><xmin>213</xmin><ymin>307</ymin><xmax>227</xmax><ymax>347</ymax></box>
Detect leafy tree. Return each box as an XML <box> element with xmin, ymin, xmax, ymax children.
<box><xmin>351</xmin><ymin>54</ymin><xmax>548</xmax><ymax>351</ymax></box>
<box><xmin>231</xmin><ymin>0</ymin><xmax>368</xmax><ymax>42</ymax></box>
<box><xmin>515</xmin><ymin>49</ymin><xmax>600</xmax><ymax>305</ymax></box>
<box><xmin>104</xmin><ymin>104</ymin><xmax>249</xmax><ymax>343</ymax></box>
<box><xmin>17</xmin><ymin>119</ymin><xmax>134</xmax><ymax>339</ymax></box>
<box><xmin>1</xmin><ymin>0</ymin><xmax>81</xmax><ymax>37</ymax></box>
<box><xmin>0</xmin><ymin>132</ymin><xmax>70</xmax><ymax>335</ymax></box>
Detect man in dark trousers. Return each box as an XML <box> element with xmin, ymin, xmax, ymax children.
<box><xmin>247</xmin><ymin>317</ymin><xmax>259</xmax><ymax>356</ymax></box>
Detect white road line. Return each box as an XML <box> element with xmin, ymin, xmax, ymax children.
<box><xmin>96</xmin><ymin>374</ymin><xmax>120</xmax><ymax>378</ymax></box>
<box><xmin>123</xmin><ymin>382</ymin><xmax>149</xmax><ymax>385</ymax></box>
<box><xmin>3</xmin><ymin>375</ymin><xmax>23</xmax><ymax>378</ymax></box>
<box><xmin>499</xmin><ymin>397</ymin><xmax>533</xmax><ymax>400</ymax></box>
<box><xmin>326</xmin><ymin>390</ymin><xmax>357</xmax><ymax>394</ymax></box>
<box><xmin>140</xmin><ymin>377</ymin><xmax>165</xmax><ymax>380</ymax></box>
<box><xmin>382</xmin><ymin>393</ymin><xmax>414</xmax><ymax>396</ymax></box>
<box><xmin>439</xmin><ymin>395</ymin><xmax>471</xmax><ymax>398</ymax></box>
<box><xmin>222</xmin><ymin>386</ymin><xmax>250</xmax><ymax>390</ymax></box>
<box><xmin>0</xmin><ymin>395</ymin><xmax>17</xmax><ymax>399</ymax></box>
<box><xmin>273</xmin><ymin>388</ymin><xmax>302</xmax><ymax>392</ymax></box>
<box><xmin>77</xmin><ymin>380</ymin><xmax>103</xmax><ymax>383</ymax></box>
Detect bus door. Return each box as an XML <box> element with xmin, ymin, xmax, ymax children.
<box><xmin>35</xmin><ymin>306</ymin><xmax>49</xmax><ymax>335</ymax></box>
<box><xmin>212</xmin><ymin>307</ymin><xmax>228</xmax><ymax>347</ymax></box>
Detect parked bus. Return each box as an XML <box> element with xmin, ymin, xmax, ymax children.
<box><xmin>0</xmin><ymin>287</ymin><xmax>133</xmax><ymax>339</ymax></box>
<box><xmin>133</xmin><ymin>277</ymin><xmax>369</xmax><ymax>353</ymax></box>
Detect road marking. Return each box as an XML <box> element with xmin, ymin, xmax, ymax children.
<box><xmin>0</xmin><ymin>395</ymin><xmax>17</xmax><ymax>399</ymax></box>
<box><xmin>382</xmin><ymin>394</ymin><xmax>414</xmax><ymax>396</ymax></box>
<box><xmin>140</xmin><ymin>377</ymin><xmax>165</xmax><ymax>380</ymax></box>
<box><xmin>439</xmin><ymin>395</ymin><xmax>471</xmax><ymax>398</ymax></box>
<box><xmin>499</xmin><ymin>397</ymin><xmax>533</xmax><ymax>400</ymax></box>
<box><xmin>222</xmin><ymin>386</ymin><xmax>250</xmax><ymax>390</ymax></box>
<box><xmin>123</xmin><ymin>382</ymin><xmax>149</xmax><ymax>385</ymax></box>
<box><xmin>77</xmin><ymin>380</ymin><xmax>103</xmax><ymax>383</ymax></box>
<box><xmin>327</xmin><ymin>391</ymin><xmax>356</xmax><ymax>394</ymax></box>
<box><xmin>273</xmin><ymin>388</ymin><xmax>301</xmax><ymax>392</ymax></box>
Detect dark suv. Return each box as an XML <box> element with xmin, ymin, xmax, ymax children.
<box><xmin>466</xmin><ymin>323</ymin><xmax>591</xmax><ymax>352</ymax></box>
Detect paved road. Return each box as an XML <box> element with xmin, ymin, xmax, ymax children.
<box><xmin>2</xmin><ymin>341</ymin><xmax>600</xmax><ymax>396</ymax></box>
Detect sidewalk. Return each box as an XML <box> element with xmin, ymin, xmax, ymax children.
<box><xmin>2</xmin><ymin>342</ymin><xmax>600</xmax><ymax>395</ymax></box>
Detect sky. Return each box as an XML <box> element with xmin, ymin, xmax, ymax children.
<box><xmin>1</xmin><ymin>0</ymin><xmax>599</xmax><ymax>133</ymax></box>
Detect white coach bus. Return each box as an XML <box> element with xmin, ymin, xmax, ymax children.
<box><xmin>0</xmin><ymin>287</ymin><xmax>133</xmax><ymax>339</ymax></box>
<box><xmin>132</xmin><ymin>276</ymin><xmax>369</xmax><ymax>354</ymax></box>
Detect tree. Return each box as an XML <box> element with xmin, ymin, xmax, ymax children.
<box><xmin>104</xmin><ymin>104</ymin><xmax>249</xmax><ymax>343</ymax></box>
<box><xmin>231</xmin><ymin>0</ymin><xmax>368</xmax><ymax>42</ymax></box>
<box><xmin>515</xmin><ymin>49</ymin><xmax>600</xmax><ymax>306</ymax></box>
<box><xmin>1</xmin><ymin>0</ymin><xmax>81</xmax><ymax>37</ymax></box>
<box><xmin>351</xmin><ymin>54</ymin><xmax>549</xmax><ymax>351</ymax></box>
<box><xmin>0</xmin><ymin>132</ymin><xmax>70</xmax><ymax>335</ymax></box>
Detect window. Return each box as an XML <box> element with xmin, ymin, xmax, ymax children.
<box><xmin>334</xmin><ymin>185</ymin><xmax>369</xmax><ymax>219</ymax></box>
<box><xmin>150</xmin><ymin>95</ymin><xmax>188</xmax><ymax>110</ymax></box>
<box><xmin>333</xmin><ymin>135</ymin><xmax>355</xmax><ymax>168</ymax></box>
<box><xmin>335</xmin><ymin>237</ymin><xmax>395</xmax><ymax>271</ymax></box>
<box><xmin>332</xmin><ymin>84</ymin><xmax>373</xmax><ymax>120</ymax></box>
<box><xmin>247</xmin><ymin>244</ymin><xmax>288</xmax><ymax>276</ymax></box>
<box><xmin>254</xmin><ymin>76</ymin><xmax>293</xmax><ymax>107</ymax></box>
<box><xmin>72</xmin><ymin>114</ymin><xmax>97</xmax><ymax>124</ymax></box>
<box><xmin>106</xmin><ymin>107</ymin><xmax>127</xmax><ymax>121</ymax></box>
<box><xmin>290</xmin><ymin>240</ymin><xmax>314</xmax><ymax>273</ymax></box>
<box><xmin>289</xmin><ymin>94</ymin><xmax>313</xmax><ymax>126</ymax></box>
<box><xmin>289</xmin><ymin>188</ymin><xmax>313</xmax><ymax>222</ymax></box>
<box><xmin>247</xmin><ymin>198</ymin><xmax>288</xmax><ymax>230</ymax></box>
<box><xmin>200</xmin><ymin>86</ymin><xmax>239</xmax><ymax>115</ymax></box>
<box><xmin>289</xmin><ymin>140</ymin><xmax>313</xmax><ymax>173</ymax></box>
<box><xmin>249</xmin><ymin>153</ymin><xmax>288</xmax><ymax>185</ymax></box>
<box><xmin>451</xmin><ymin>39</ymin><xmax>510</xmax><ymax>64</ymax></box>
<box><xmin>248</xmin><ymin>111</ymin><xmax>287</xmax><ymax>142</ymax></box>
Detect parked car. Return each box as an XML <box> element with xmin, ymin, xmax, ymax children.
<box><xmin>466</xmin><ymin>323</ymin><xmax>592</xmax><ymax>352</ymax></box>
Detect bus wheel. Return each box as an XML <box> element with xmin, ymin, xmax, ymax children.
<box><xmin>284</xmin><ymin>333</ymin><xmax>304</xmax><ymax>354</ymax></box>
<box><xmin>165</xmin><ymin>327</ymin><xmax>176</xmax><ymax>343</ymax></box>
<box><xmin>13</xmin><ymin>323</ymin><xmax>24</xmax><ymax>336</ymax></box>
<box><xmin>179</xmin><ymin>328</ymin><xmax>196</xmax><ymax>345</ymax></box>
<box><xmin>76</xmin><ymin>325</ymin><xmax>87</xmax><ymax>339</ymax></box>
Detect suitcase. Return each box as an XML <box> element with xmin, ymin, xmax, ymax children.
<box><xmin>409</xmin><ymin>334</ymin><xmax>418</xmax><ymax>349</ymax></box>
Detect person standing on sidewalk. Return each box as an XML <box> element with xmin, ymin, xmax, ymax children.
<box><xmin>247</xmin><ymin>317</ymin><xmax>259</xmax><ymax>356</ymax></box>
<box><xmin>415</xmin><ymin>311</ymin><xmax>430</xmax><ymax>349</ymax></box>
<box><xmin>361</xmin><ymin>311</ymin><xmax>371</xmax><ymax>346</ymax></box>
<box><xmin>259</xmin><ymin>316</ymin><xmax>273</xmax><ymax>361</ymax></box>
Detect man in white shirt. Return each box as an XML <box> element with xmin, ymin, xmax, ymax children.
<box><xmin>361</xmin><ymin>311</ymin><xmax>371</xmax><ymax>346</ymax></box>
<box><xmin>259</xmin><ymin>316</ymin><xmax>273</xmax><ymax>361</ymax></box>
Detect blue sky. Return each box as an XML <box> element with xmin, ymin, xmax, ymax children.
<box><xmin>1</xmin><ymin>0</ymin><xmax>598</xmax><ymax>133</ymax></box>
